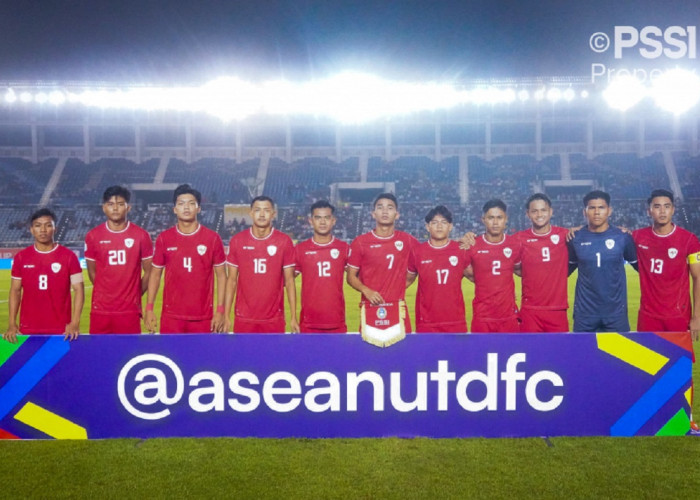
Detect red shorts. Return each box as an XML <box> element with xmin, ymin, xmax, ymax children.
<box><xmin>234</xmin><ymin>316</ymin><xmax>286</xmax><ymax>334</ymax></box>
<box><xmin>415</xmin><ymin>321</ymin><xmax>468</xmax><ymax>333</ymax></box>
<box><xmin>471</xmin><ymin>316</ymin><xmax>520</xmax><ymax>333</ymax></box>
<box><xmin>160</xmin><ymin>315</ymin><xmax>211</xmax><ymax>334</ymax></box>
<box><xmin>637</xmin><ymin>309</ymin><xmax>689</xmax><ymax>332</ymax></box>
<box><xmin>90</xmin><ymin>312</ymin><xmax>142</xmax><ymax>334</ymax></box>
<box><xmin>519</xmin><ymin>309</ymin><xmax>569</xmax><ymax>333</ymax></box>
<box><xmin>300</xmin><ymin>323</ymin><xmax>347</xmax><ymax>333</ymax></box>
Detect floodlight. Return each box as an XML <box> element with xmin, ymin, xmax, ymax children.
<box><xmin>581</xmin><ymin>90</ymin><xmax>589</xmax><ymax>98</ymax></box>
<box><xmin>563</xmin><ymin>88</ymin><xmax>575</xmax><ymax>101</ymax></box>
<box><xmin>603</xmin><ymin>75</ymin><xmax>646</xmax><ymax>111</ymax></box>
<box><xmin>546</xmin><ymin>88</ymin><xmax>562</xmax><ymax>103</ymax></box>
<box><xmin>48</xmin><ymin>91</ymin><xmax>66</xmax><ymax>105</ymax></box>
<box><xmin>35</xmin><ymin>92</ymin><xmax>48</xmax><ymax>104</ymax></box>
<box><xmin>517</xmin><ymin>89</ymin><xmax>530</xmax><ymax>102</ymax></box>
<box><xmin>4</xmin><ymin>89</ymin><xmax>17</xmax><ymax>103</ymax></box>
<box><xmin>19</xmin><ymin>92</ymin><xmax>32</xmax><ymax>103</ymax></box>
<box><xmin>534</xmin><ymin>88</ymin><xmax>545</xmax><ymax>100</ymax></box>
<box><xmin>651</xmin><ymin>68</ymin><xmax>700</xmax><ymax>115</ymax></box>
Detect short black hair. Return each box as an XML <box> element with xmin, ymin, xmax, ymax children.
<box><xmin>30</xmin><ymin>207</ymin><xmax>56</xmax><ymax>224</ymax></box>
<box><xmin>102</xmin><ymin>185</ymin><xmax>131</xmax><ymax>203</ymax></box>
<box><xmin>583</xmin><ymin>190</ymin><xmax>610</xmax><ymax>207</ymax></box>
<box><xmin>525</xmin><ymin>193</ymin><xmax>551</xmax><ymax>210</ymax></box>
<box><xmin>310</xmin><ymin>200</ymin><xmax>335</xmax><ymax>215</ymax></box>
<box><xmin>373</xmin><ymin>192</ymin><xmax>398</xmax><ymax>210</ymax></box>
<box><xmin>173</xmin><ymin>184</ymin><xmax>201</xmax><ymax>205</ymax></box>
<box><xmin>250</xmin><ymin>195</ymin><xmax>275</xmax><ymax>209</ymax></box>
<box><xmin>424</xmin><ymin>205</ymin><xmax>453</xmax><ymax>224</ymax></box>
<box><xmin>647</xmin><ymin>189</ymin><xmax>674</xmax><ymax>206</ymax></box>
<box><xmin>482</xmin><ymin>199</ymin><xmax>507</xmax><ymax>214</ymax></box>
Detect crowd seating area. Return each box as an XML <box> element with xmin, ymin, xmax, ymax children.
<box><xmin>0</xmin><ymin>153</ymin><xmax>699</xmax><ymax>247</ymax></box>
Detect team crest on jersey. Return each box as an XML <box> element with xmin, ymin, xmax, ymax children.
<box><xmin>267</xmin><ymin>245</ymin><xmax>277</xmax><ymax>256</ymax></box>
<box><xmin>668</xmin><ymin>248</ymin><xmax>678</xmax><ymax>259</ymax></box>
<box><xmin>197</xmin><ymin>245</ymin><xmax>207</xmax><ymax>256</ymax></box>
<box><xmin>124</xmin><ymin>238</ymin><xmax>134</xmax><ymax>249</ymax></box>
<box><xmin>395</xmin><ymin>241</ymin><xmax>404</xmax><ymax>251</ymax></box>
<box><xmin>449</xmin><ymin>255</ymin><xmax>458</xmax><ymax>266</ymax></box>
<box><xmin>330</xmin><ymin>248</ymin><xmax>340</xmax><ymax>259</ymax></box>
<box><xmin>51</xmin><ymin>263</ymin><xmax>61</xmax><ymax>273</ymax></box>
<box><xmin>503</xmin><ymin>247</ymin><xmax>512</xmax><ymax>258</ymax></box>
<box><xmin>605</xmin><ymin>239</ymin><xmax>615</xmax><ymax>250</ymax></box>
<box><xmin>550</xmin><ymin>235</ymin><xmax>560</xmax><ymax>245</ymax></box>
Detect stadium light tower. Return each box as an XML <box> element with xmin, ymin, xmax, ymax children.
<box><xmin>651</xmin><ymin>68</ymin><xmax>700</xmax><ymax>115</ymax></box>
<box><xmin>603</xmin><ymin>75</ymin><xmax>646</xmax><ymax>112</ymax></box>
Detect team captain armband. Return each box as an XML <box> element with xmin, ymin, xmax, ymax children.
<box><xmin>361</xmin><ymin>301</ymin><xmax>406</xmax><ymax>348</ymax></box>
<box><xmin>689</xmin><ymin>252</ymin><xmax>700</xmax><ymax>265</ymax></box>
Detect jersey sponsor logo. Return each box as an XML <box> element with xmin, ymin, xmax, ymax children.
<box><xmin>421</xmin><ymin>259</ymin><xmax>433</xmax><ymax>264</ymax></box>
<box><xmin>503</xmin><ymin>247</ymin><xmax>512</xmax><ymax>258</ymax></box>
<box><xmin>197</xmin><ymin>245</ymin><xmax>207</xmax><ymax>256</ymax></box>
<box><xmin>125</xmin><ymin>238</ymin><xmax>135</xmax><ymax>249</ymax></box>
<box><xmin>24</xmin><ymin>264</ymin><xmax>35</xmax><ymax>268</ymax></box>
<box><xmin>99</xmin><ymin>240</ymin><xmax>112</xmax><ymax>244</ymax></box>
<box><xmin>243</xmin><ymin>246</ymin><xmax>255</xmax><ymax>250</ymax></box>
<box><xmin>51</xmin><ymin>262</ymin><xmax>61</xmax><ymax>273</ymax></box>
<box><xmin>668</xmin><ymin>248</ymin><xmax>678</xmax><ymax>259</ymax></box>
<box><xmin>449</xmin><ymin>256</ymin><xmax>458</xmax><ymax>266</ymax></box>
<box><xmin>580</xmin><ymin>242</ymin><xmax>592</xmax><ymax>246</ymax></box>
<box><xmin>638</xmin><ymin>244</ymin><xmax>649</xmax><ymax>249</ymax></box>
<box><xmin>330</xmin><ymin>248</ymin><xmax>340</xmax><ymax>259</ymax></box>
<box><xmin>550</xmin><ymin>235</ymin><xmax>560</xmax><ymax>245</ymax></box>
<box><xmin>527</xmin><ymin>238</ymin><xmax>538</xmax><ymax>242</ymax></box>
<box><xmin>605</xmin><ymin>239</ymin><xmax>615</xmax><ymax>250</ymax></box>
<box><xmin>305</xmin><ymin>251</ymin><xmax>318</xmax><ymax>255</ymax></box>
<box><xmin>477</xmin><ymin>250</ymin><xmax>489</xmax><ymax>254</ymax></box>
<box><xmin>395</xmin><ymin>241</ymin><xmax>404</xmax><ymax>251</ymax></box>
<box><xmin>370</xmin><ymin>244</ymin><xmax>381</xmax><ymax>249</ymax></box>
<box><xmin>267</xmin><ymin>245</ymin><xmax>277</xmax><ymax>256</ymax></box>
<box><xmin>167</xmin><ymin>247</ymin><xmax>178</xmax><ymax>251</ymax></box>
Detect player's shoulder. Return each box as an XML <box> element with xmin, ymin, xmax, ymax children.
<box><xmin>85</xmin><ymin>222</ymin><xmax>106</xmax><ymax>238</ymax></box>
<box><xmin>271</xmin><ymin>228</ymin><xmax>294</xmax><ymax>245</ymax></box>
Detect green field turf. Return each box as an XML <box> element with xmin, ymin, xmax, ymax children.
<box><xmin>1</xmin><ymin>267</ymin><xmax>699</xmax><ymax>498</ymax></box>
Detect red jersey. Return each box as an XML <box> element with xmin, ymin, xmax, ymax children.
<box><xmin>84</xmin><ymin>221</ymin><xmax>153</xmax><ymax>315</ymax></box>
<box><xmin>295</xmin><ymin>237</ymin><xmax>349</xmax><ymax>330</ymax></box>
<box><xmin>152</xmin><ymin>224</ymin><xmax>226</xmax><ymax>320</ymax></box>
<box><xmin>348</xmin><ymin>230</ymin><xmax>418</xmax><ymax>304</ymax></box>
<box><xmin>227</xmin><ymin>228</ymin><xmax>295</xmax><ymax>322</ymax></box>
<box><xmin>633</xmin><ymin>225</ymin><xmax>700</xmax><ymax>320</ymax></box>
<box><xmin>465</xmin><ymin>234</ymin><xmax>521</xmax><ymax>321</ymax></box>
<box><xmin>11</xmin><ymin>244</ymin><xmax>82</xmax><ymax>334</ymax></box>
<box><xmin>515</xmin><ymin>226</ymin><xmax>570</xmax><ymax>311</ymax></box>
<box><xmin>408</xmin><ymin>240</ymin><xmax>469</xmax><ymax>332</ymax></box>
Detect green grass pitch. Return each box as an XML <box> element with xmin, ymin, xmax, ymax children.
<box><xmin>1</xmin><ymin>267</ymin><xmax>699</xmax><ymax>498</ymax></box>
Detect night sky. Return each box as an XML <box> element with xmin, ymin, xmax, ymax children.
<box><xmin>1</xmin><ymin>1</ymin><xmax>699</xmax><ymax>83</ymax></box>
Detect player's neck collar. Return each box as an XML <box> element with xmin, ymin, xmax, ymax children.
<box><xmin>105</xmin><ymin>221</ymin><xmax>130</xmax><ymax>233</ymax></box>
<box><xmin>33</xmin><ymin>242</ymin><xmax>58</xmax><ymax>254</ymax></box>
<box><xmin>530</xmin><ymin>226</ymin><xmax>552</xmax><ymax>236</ymax></box>
<box><xmin>176</xmin><ymin>223</ymin><xmax>201</xmax><ymax>236</ymax></box>
<box><xmin>312</xmin><ymin>235</ymin><xmax>334</xmax><ymax>246</ymax></box>
<box><xmin>249</xmin><ymin>227</ymin><xmax>274</xmax><ymax>241</ymax></box>
<box><xmin>652</xmin><ymin>223</ymin><xmax>676</xmax><ymax>237</ymax></box>
<box><xmin>371</xmin><ymin>229</ymin><xmax>396</xmax><ymax>240</ymax></box>
<box><xmin>482</xmin><ymin>234</ymin><xmax>506</xmax><ymax>245</ymax></box>
<box><xmin>428</xmin><ymin>239</ymin><xmax>450</xmax><ymax>249</ymax></box>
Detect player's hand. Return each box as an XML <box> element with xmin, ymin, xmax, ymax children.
<box><xmin>64</xmin><ymin>322</ymin><xmax>80</xmax><ymax>341</ymax></box>
<box><xmin>459</xmin><ymin>232</ymin><xmax>477</xmax><ymax>250</ymax></box>
<box><xmin>690</xmin><ymin>317</ymin><xmax>700</xmax><ymax>342</ymax></box>
<box><xmin>289</xmin><ymin>318</ymin><xmax>300</xmax><ymax>334</ymax></box>
<box><xmin>224</xmin><ymin>317</ymin><xmax>232</xmax><ymax>334</ymax></box>
<box><xmin>617</xmin><ymin>225</ymin><xmax>631</xmax><ymax>234</ymax></box>
<box><xmin>3</xmin><ymin>325</ymin><xmax>19</xmax><ymax>344</ymax></box>
<box><xmin>566</xmin><ymin>226</ymin><xmax>583</xmax><ymax>242</ymax></box>
<box><xmin>363</xmin><ymin>288</ymin><xmax>384</xmax><ymax>305</ymax></box>
<box><xmin>144</xmin><ymin>310</ymin><xmax>158</xmax><ymax>334</ymax></box>
<box><xmin>211</xmin><ymin>312</ymin><xmax>226</xmax><ymax>333</ymax></box>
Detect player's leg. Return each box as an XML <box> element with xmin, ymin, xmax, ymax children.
<box><xmin>602</xmin><ymin>314</ymin><xmax>630</xmax><ymax>333</ymax></box>
<box><xmin>573</xmin><ymin>314</ymin><xmax>603</xmax><ymax>333</ymax></box>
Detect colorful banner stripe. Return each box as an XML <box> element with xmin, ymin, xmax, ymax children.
<box><xmin>610</xmin><ymin>357</ymin><xmax>692</xmax><ymax>436</ymax></box>
<box><xmin>14</xmin><ymin>402</ymin><xmax>87</xmax><ymax>440</ymax></box>
<box><xmin>596</xmin><ymin>333</ymin><xmax>669</xmax><ymax>375</ymax></box>
<box><xmin>0</xmin><ymin>337</ymin><xmax>69</xmax><ymax>420</ymax></box>
<box><xmin>0</xmin><ymin>336</ymin><xmax>28</xmax><ymax>367</ymax></box>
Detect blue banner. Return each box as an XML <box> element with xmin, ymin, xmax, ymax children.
<box><xmin>0</xmin><ymin>332</ymin><xmax>694</xmax><ymax>440</ymax></box>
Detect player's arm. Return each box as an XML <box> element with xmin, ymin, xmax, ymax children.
<box><xmin>4</xmin><ymin>278</ymin><xmax>22</xmax><ymax>343</ymax></box>
<box><xmin>406</xmin><ymin>271</ymin><xmax>417</xmax><ymax>288</ymax></box>
<box><xmin>689</xmin><ymin>258</ymin><xmax>700</xmax><ymax>341</ymax></box>
<box><xmin>463</xmin><ymin>265</ymin><xmax>474</xmax><ymax>282</ymax></box>
<box><xmin>623</xmin><ymin>234</ymin><xmax>638</xmax><ymax>271</ymax></box>
<box><xmin>458</xmin><ymin>232</ymin><xmax>477</xmax><ymax>250</ymax></box>
<box><xmin>141</xmin><ymin>258</ymin><xmax>153</xmax><ymax>295</ymax></box>
<box><xmin>347</xmin><ymin>266</ymin><xmax>384</xmax><ymax>305</ymax></box>
<box><xmin>144</xmin><ymin>266</ymin><xmax>163</xmax><ymax>333</ymax></box>
<box><xmin>565</xmin><ymin>226</ymin><xmax>583</xmax><ymax>243</ymax></box>
<box><xmin>567</xmin><ymin>240</ymin><xmax>578</xmax><ymax>276</ymax></box>
<box><xmin>211</xmin><ymin>265</ymin><xmax>227</xmax><ymax>333</ymax></box>
<box><xmin>513</xmin><ymin>263</ymin><xmax>522</xmax><ymax>277</ymax></box>
<box><xmin>65</xmin><ymin>275</ymin><xmax>84</xmax><ymax>341</ymax></box>
<box><xmin>223</xmin><ymin>265</ymin><xmax>238</xmax><ymax>333</ymax></box>
<box><xmin>86</xmin><ymin>259</ymin><xmax>96</xmax><ymax>284</ymax></box>
<box><xmin>284</xmin><ymin>266</ymin><xmax>299</xmax><ymax>333</ymax></box>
